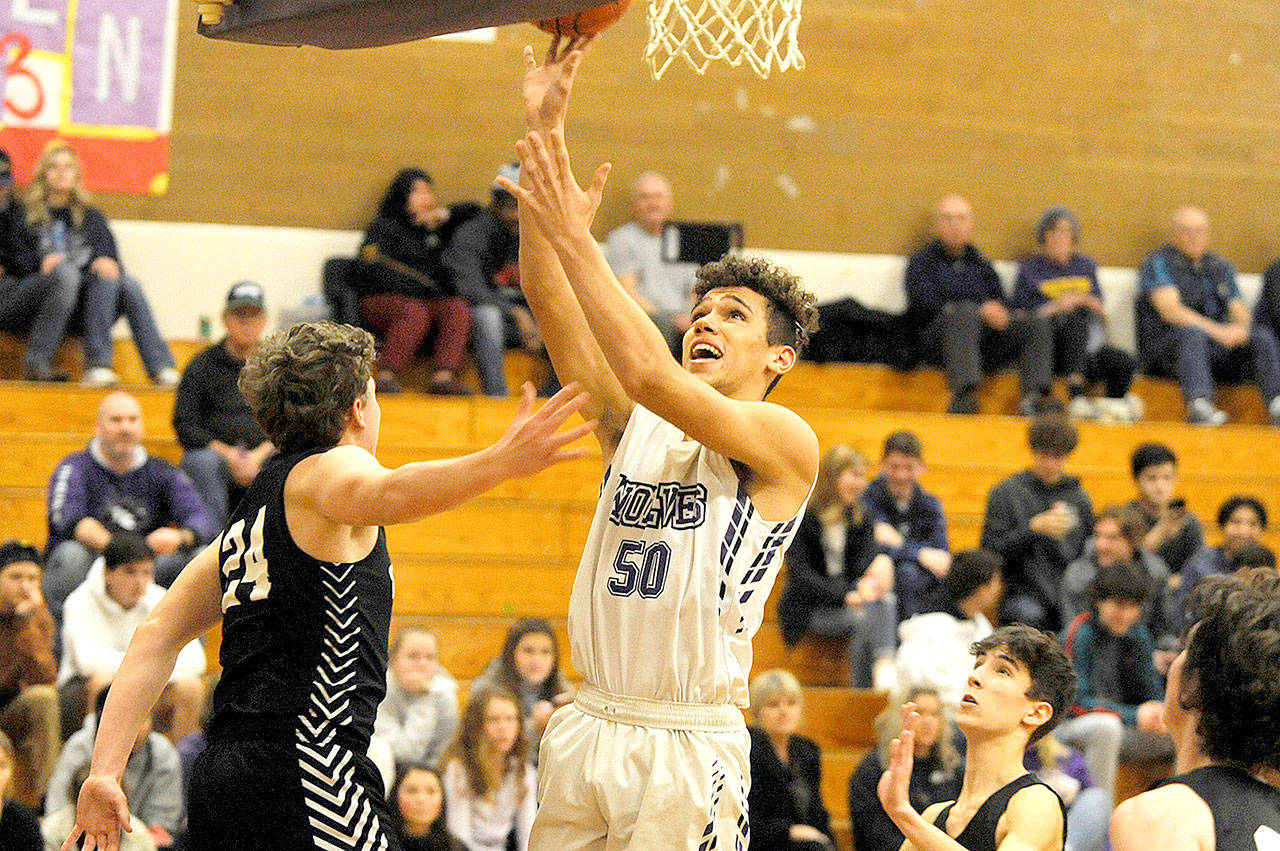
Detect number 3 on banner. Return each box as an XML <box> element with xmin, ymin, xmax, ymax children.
<box><xmin>1</xmin><ymin>31</ymin><xmax>44</xmax><ymax>120</ymax></box>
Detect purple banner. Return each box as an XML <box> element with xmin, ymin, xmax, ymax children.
<box><xmin>71</xmin><ymin>0</ymin><xmax>170</xmax><ymax>128</ymax></box>
<box><xmin>0</xmin><ymin>0</ymin><xmax>70</xmax><ymax>54</ymax></box>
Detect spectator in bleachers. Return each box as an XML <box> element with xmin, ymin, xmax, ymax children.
<box><xmin>1012</xmin><ymin>206</ymin><xmax>1140</xmax><ymax>421</ymax></box>
<box><xmin>1060</xmin><ymin>504</ymin><xmax>1170</xmax><ymax>630</ymax></box>
<box><xmin>0</xmin><ymin>148</ymin><xmax>78</xmax><ymax>383</ymax></box>
<box><xmin>903</xmin><ymin>194</ymin><xmax>1053</xmax><ymax>415</ymax></box>
<box><xmin>1136</xmin><ymin>206</ymin><xmax>1280</xmax><ymax>425</ymax></box>
<box><xmin>442</xmin><ymin>164</ymin><xmax>542</xmax><ymax>397</ymax></box>
<box><xmin>0</xmin><ymin>542</ymin><xmax>59</xmax><ymax>809</ymax></box>
<box><xmin>42</xmin><ymin>765</ymin><xmax>157</xmax><ymax>851</ymax></box>
<box><xmin>46</xmin><ymin>685</ymin><xmax>181</xmax><ymax>848</ymax></box>
<box><xmin>442</xmin><ymin>688</ymin><xmax>535</xmax><ymax>851</ymax></box>
<box><xmin>861</xmin><ymin>430</ymin><xmax>951</xmax><ymax>620</ymax></box>
<box><xmin>354</xmin><ymin>168</ymin><xmax>477</xmax><ymax>396</ymax></box>
<box><xmin>1062</xmin><ymin>563</ymin><xmax>1174</xmax><ymax>768</ymax></box>
<box><xmin>602</xmin><ymin>172</ymin><xmax>697</xmax><ymax>355</ymax></box>
<box><xmin>1229</xmin><ymin>541</ymin><xmax>1275</xmax><ymax>569</ymax></box>
<box><xmin>981</xmin><ymin>415</ymin><xmax>1093</xmax><ymax>631</ymax></box>
<box><xmin>391</xmin><ymin>764</ymin><xmax>465</xmax><ymax>851</ymax></box>
<box><xmin>0</xmin><ymin>731</ymin><xmax>41</xmax><ymax>850</ymax></box>
<box><xmin>1024</xmin><ymin>734</ymin><xmax>1111</xmax><ymax>851</ymax></box>
<box><xmin>778</xmin><ymin>445</ymin><xmax>896</xmax><ymax>689</ymax></box>
<box><xmin>1124</xmin><ymin>442</ymin><xmax>1204</xmax><ymax>575</ymax></box>
<box><xmin>1255</xmin><ymin>254</ymin><xmax>1280</xmax><ymax>343</ymax></box>
<box><xmin>25</xmin><ymin>141</ymin><xmax>178</xmax><ymax>389</ymax></box>
<box><xmin>892</xmin><ymin>549</ymin><xmax>1001</xmax><ymax>710</ymax></box>
<box><xmin>372</xmin><ymin>626</ymin><xmax>460</xmax><ymax>773</ymax></box>
<box><xmin>58</xmin><ymin>533</ymin><xmax>206</xmax><ymax>743</ymax></box>
<box><xmin>1175</xmin><ymin>495</ymin><xmax>1268</xmax><ymax>623</ymax></box>
<box><xmin>172</xmin><ymin>281</ymin><xmax>274</xmax><ymax>528</ymax></box>
<box><xmin>847</xmin><ymin>687</ymin><xmax>962</xmax><ymax>851</ymax></box>
<box><xmin>472</xmin><ymin>618</ymin><xmax>572</xmax><ymax>763</ymax></box>
<box><xmin>746</xmin><ymin>669</ymin><xmax>834</xmax><ymax>850</ymax></box>
<box><xmin>44</xmin><ymin>391</ymin><xmax>217</xmax><ymax>629</ymax></box>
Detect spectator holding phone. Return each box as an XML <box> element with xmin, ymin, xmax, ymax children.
<box><xmin>1124</xmin><ymin>443</ymin><xmax>1204</xmax><ymax>576</ymax></box>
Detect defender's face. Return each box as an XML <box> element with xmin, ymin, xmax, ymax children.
<box><xmin>683</xmin><ymin>287</ymin><xmax>780</xmax><ymax>397</ymax></box>
<box><xmin>956</xmin><ymin>647</ymin><xmax>1043</xmax><ymax>739</ymax></box>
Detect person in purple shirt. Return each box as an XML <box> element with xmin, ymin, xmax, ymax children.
<box><xmin>904</xmin><ymin>194</ymin><xmax>1053</xmax><ymax>415</ymax></box>
<box><xmin>1012</xmin><ymin>207</ymin><xmax>1139</xmax><ymax>422</ymax></box>
<box><xmin>43</xmin><ymin>392</ymin><xmax>216</xmax><ymax>632</ymax></box>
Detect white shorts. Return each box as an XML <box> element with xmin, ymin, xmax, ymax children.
<box><xmin>529</xmin><ymin>685</ymin><xmax>751</xmax><ymax>851</ymax></box>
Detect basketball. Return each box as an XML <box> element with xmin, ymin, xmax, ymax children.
<box><xmin>535</xmin><ymin>0</ymin><xmax>633</xmax><ymax>37</ymax></box>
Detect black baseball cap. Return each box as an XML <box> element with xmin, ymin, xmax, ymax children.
<box><xmin>225</xmin><ymin>280</ymin><xmax>265</xmax><ymax>312</ymax></box>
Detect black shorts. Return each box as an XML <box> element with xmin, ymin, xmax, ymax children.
<box><xmin>187</xmin><ymin>737</ymin><xmax>398</xmax><ymax>851</ymax></box>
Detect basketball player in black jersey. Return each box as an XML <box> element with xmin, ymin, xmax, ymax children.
<box><xmin>62</xmin><ymin>322</ymin><xmax>594</xmax><ymax>851</ymax></box>
<box><xmin>1111</xmin><ymin>567</ymin><xmax>1280</xmax><ymax>851</ymax></box>
<box><xmin>878</xmin><ymin>624</ymin><xmax>1076</xmax><ymax>851</ymax></box>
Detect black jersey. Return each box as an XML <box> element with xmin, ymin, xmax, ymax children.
<box><xmin>209</xmin><ymin>448</ymin><xmax>393</xmax><ymax>750</ymax></box>
<box><xmin>932</xmin><ymin>773</ymin><xmax>1067</xmax><ymax>851</ymax></box>
<box><xmin>1155</xmin><ymin>766</ymin><xmax>1280</xmax><ymax>851</ymax></box>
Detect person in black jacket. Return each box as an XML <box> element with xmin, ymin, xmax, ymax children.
<box><xmin>747</xmin><ymin>669</ymin><xmax>834</xmax><ymax>850</ymax></box>
<box><xmin>355</xmin><ymin>168</ymin><xmax>479</xmax><ymax>395</ymax></box>
<box><xmin>172</xmin><ymin>281</ymin><xmax>275</xmax><ymax>526</ymax></box>
<box><xmin>848</xmin><ymin>687</ymin><xmax>963</xmax><ymax>851</ymax></box>
<box><xmin>981</xmin><ymin>415</ymin><xmax>1093</xmax><ymax>632</ymax></box>
<box><xmin>0</xmin><ymin>147</ymin><xmax>80</xmax><ymax>383</ymax></box>
<box><xmin>778</xmin><ymin>445</ymin><xmax>897</xmax><ymax>688</ymax></box>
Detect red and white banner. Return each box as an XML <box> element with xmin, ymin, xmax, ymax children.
<box><xmin>0</xmin><ymin>0</ymin><xmax>178</xmax><ymax>195</ymax></box>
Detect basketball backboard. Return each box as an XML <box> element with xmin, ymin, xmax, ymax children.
<box><xmin>197</xmin><ymin>0</ymin><xmax>604</xmax><ymax>48</ymax></box>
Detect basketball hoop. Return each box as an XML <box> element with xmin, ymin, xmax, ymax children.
<box><xmin>645</xmin><ymin>0</ymin><xmax>804</xmax><ymax>80</ymax></box>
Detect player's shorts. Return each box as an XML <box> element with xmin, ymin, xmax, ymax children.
<box><xmin>187</xmin><ymin>732</ymin><xmax>398</xmax><ymax>851</ymax></box>
<box><xmin>529</xmin><ymin>684</ymin><xmax>750</xmax><ymax>851</ymax></box>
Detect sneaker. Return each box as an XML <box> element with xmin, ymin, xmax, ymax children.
<box><xmin>427</xmin><ymin>378</ymin><xmax>474</xmax><ymax>397</ymax></box>
<box><xmin>1067</xmin><ymin>395</ymin><xmax>1099</xmax><ymax>420</ymax></box>
<box><xmin>82</xmin><ymin>367</ymin><xmax>119</xmax><ymax>388</ymax></box>
<box><xmin>947</xmin><ymin>389</ymin><xmax>979</xmax><ymax>415</ymax></box>
<box><xmin>1187</xmin><ymin>397</ymin><xmax>1228</xmax><ymax>426</ymax></box>
<box><xmin>154</xmin><ymin>367</ymin><xmax>181</xmax><ymax>388</ymax></box>
<box><xmin>23</xmin><ymin>364</ymin><xmax>70</xmax><ymax>382</ymax></box>
<box><xmin>374</xmin><ymin>371</ymin><xmax>402</xmax><ymax>395</ymax></box>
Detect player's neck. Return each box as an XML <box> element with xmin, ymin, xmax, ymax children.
<box><xmin>1172</xmin><ymin>724</ymin><xmax>1213</xmax><ymax>775</ymax></box>
<box><xmin>957</xmin><ymin>731</ymin><xmax>1031</xmax><ymax>805</ymax></box>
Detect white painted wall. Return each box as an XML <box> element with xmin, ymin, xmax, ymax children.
<box><xmin>112</xmin><ymin>220</ymin><xmax>1262</xmax><ymax>354</ymax></box>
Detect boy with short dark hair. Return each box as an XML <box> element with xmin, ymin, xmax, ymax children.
<box><xmin>879</xmin><ymin>623</ymin><xmax>1075</xmax><ymax>850</ymax></box>
<box><xmin>1125</xmin><ymin>442</ymin><xmax>1204</xmax><ymax>574</ymax></box>
<box><xmin>1063</xmin><ymin>563</ymin><xmax>1173</xmax><ymax>766</ymax></box>
<box><xmin>863</xmin><ymin>429</ymin><xmax>953</xmax><ymax>620</ymax></box>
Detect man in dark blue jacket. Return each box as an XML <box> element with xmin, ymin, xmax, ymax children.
<box><xmin>44</xmin><ymin>392</ymin><xmax>217</xmax><ymax>631</ymax></box>
<box><xmin>904</xmin><ymin>194</ymin><xmax>1053</xmax><ymax>415</ymax></box>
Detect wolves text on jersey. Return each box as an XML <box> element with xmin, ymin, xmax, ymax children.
<box><xmin>608</xmin><ymin>474</ymin><xmax>707</xmax><ymax>531</ymax></box>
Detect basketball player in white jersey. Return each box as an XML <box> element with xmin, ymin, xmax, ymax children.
<box><xmin>499</xmin><ymin>40</ymin><xmax>820</xmax><ymax>848</ymax></box>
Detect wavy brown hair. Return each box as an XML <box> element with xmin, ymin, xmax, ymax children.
<box><xmin>810</xmin><ymin>444</ymin><xmax>867</xmax><ymax>526</ymax></box>
<box><xmin>445</xmin><ymin>687</ymin><xmax>530</xmax><ymax>802</ymax></box>
<box><xmin>25</xmin><ymin>140</ymin><xmax>93</xmax><ymax>228</ymax></box>
<box><xmin>238</xmin><ymin>322</ymin><xmax>377</xmax><ymax>452</ymax></box>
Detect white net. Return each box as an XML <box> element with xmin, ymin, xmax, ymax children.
<box><xmin>645</xmin><ymin>0</ymin><xmax>804</xmax><ymax>80</ymax></box>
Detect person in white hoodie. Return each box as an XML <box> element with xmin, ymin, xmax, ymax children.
<box><xmin>371</xmin><ymin>626</ymin><xmax>460</xmax><ymax>783</ymax></box>
<box><xmin>58</xmin><ymin>532</ymin><xmax>205</xmax><ymax>742</ymax></box>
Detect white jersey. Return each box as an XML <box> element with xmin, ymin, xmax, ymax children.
<box><xmin>568</xmin><ymin>404</ymin><xmax>810</xmax><ymax>708</ymax></box>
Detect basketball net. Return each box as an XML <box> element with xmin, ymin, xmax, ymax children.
<box><xmin>645</xmin><ymin>0</ymin><xmax>804</xmax><ymax>79</ymax></box>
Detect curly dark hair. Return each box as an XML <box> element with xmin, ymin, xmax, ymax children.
<box><xmin>1181</xmin><ymin>567</ymin><xmax>1280</xmax><ymax>772</ymax></box>
<box><xmin>972</xmin><ymin>624</ymin><xmax>1076</xmax><ymax>745</ymax></box>
<box><xmin>1215</xmin><ymin>494</ymin><xmax>1267</xmax><ymax>530</ymax></box>
<box><xmin>692</xmin><ymin>255</ymin><xmax>819</xmax><ymax>357</ymax></box>
<box><xmin>239</xmin><ymin>322</ymin><xmax>377</xmax><ymax>452</ymax></box>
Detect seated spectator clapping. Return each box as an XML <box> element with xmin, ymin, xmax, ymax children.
<box><xmin>372</xmin><ymin>627</ymin><xmax>460</xmax><ymax>774</ymax></box>
<box><xmin>47</xmin><ymin>685</ymin><xmax>181</xmax><ymax>848</ymax></box>
<box><xmin>0</xmin><ymin>541</ymin><xmax>59</xmax><ymax>809</ymax></box>
<box><xmin>58</xmin><ymin>533</ymin><xmax>206</xmax><ymax>742</ymax></box>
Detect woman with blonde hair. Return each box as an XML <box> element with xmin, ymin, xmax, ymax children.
<box><xmin>778</xmin><ymin>444</ymin><xmax>896</xmax><ymax>687</ymax></box>
<box><xmin>442</xmin><ymin>687</ymin><xmax>536</xmax><ymax>851</ymax></box>
<box><xmin>747</xmin><ymin>669</ymin><xmax>834</xmax><ymax>850</ymax></box>
<box><xmin>26</xmin><ymin>141</ymin><xmax>177</xmax><ymax>388</ymax></box>
<box><xmin>847</xmin><ymin>686</ymin><xmax>962</xmax><ymax>851</ymax></box>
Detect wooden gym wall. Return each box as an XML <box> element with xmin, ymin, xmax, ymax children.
<box><xmin>105</xmin><ymin>0</ymin><xmax>1280</xmax><ymax>270</ymax></box>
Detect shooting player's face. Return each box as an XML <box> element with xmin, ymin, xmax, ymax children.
<box><xmin>683</xmin><ymin>287</ymin><xmax>789</xmax><ymax>398</ymax></box>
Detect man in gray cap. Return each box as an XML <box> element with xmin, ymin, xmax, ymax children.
<box><xmin>171</xmin><ymin>281</ymin><xmax>274</xmax><ymax>525</ymax></box>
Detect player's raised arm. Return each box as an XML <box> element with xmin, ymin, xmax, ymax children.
<box><xmin>515</xmin><ymin>40</ymin><xmax>633</xmax><ymax>455</ymax></box>
<box><xmin>501</xmin><ymin>128</ymin><xmax>816</xmax><ymax>514</ymax></box>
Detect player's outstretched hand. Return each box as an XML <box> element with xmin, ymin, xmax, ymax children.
<box><xmin>61</xmin><ymin>774</ymin><xmax>132</xmax><ymax>851</ymax></box>
<box><xmin>493</xmin><ymin>382</ymin><xmax>595</xmax><ymax>478</ymax></box>
<box><xmin>877</xmin><ymin>702</ymin><xmax>920</xmax><ymax>822</ymax></box>
<box><xmin>522</xmin><ymin>36</ymin><xmax>594</xmax><ymax>133</ymax></box>
<box><xmin>499</xmin><ymin>129</ymin><xmax>611</xmax><ymax>243</ymax></box>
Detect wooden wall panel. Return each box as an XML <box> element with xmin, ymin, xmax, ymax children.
<box><xmin>100</xmin><ymin>1</ymin><xmax>1280</xmax><ymax>269</ymax></box>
